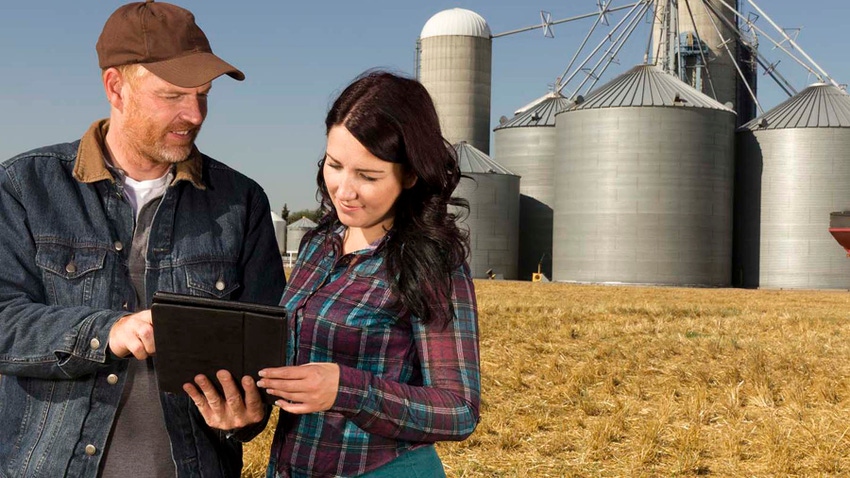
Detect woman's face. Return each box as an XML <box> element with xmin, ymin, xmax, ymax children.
<box><xmin>323</xmin><ymin>125</ymin><xmax>415</xmax><ymax>241</ymax></box>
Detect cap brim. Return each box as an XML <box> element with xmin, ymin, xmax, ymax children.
<box><xmin>143</xmin><ymin>52</ymin><xmax>245</xmax><ymax>88</ymax></box>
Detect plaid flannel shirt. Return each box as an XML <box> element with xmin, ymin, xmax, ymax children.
<box><xmin>268</xmin><ymin>225</ymin><xmax>480</xmax><ymax>477</ymax></box>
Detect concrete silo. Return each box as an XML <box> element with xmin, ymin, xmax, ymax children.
<box><xmin>493</xmin><ymin>92</ymin><xmax>572</xmax><ymax>280</ymax></box>
<box><xmin>419</xmin><ymin>8</ymin><xmax>492</xmax><ymax>153</ymax></box>
<box><xmin>553</xmin><ymin>64</ymin><xmax>736</xmax><ymax>286</ymax></box>
<box><xmin>286</xmin><ymin>217</ymin><xmax>317</xmax><ymax>255</ymax></box>
<box><xmin>453</xmin><ymin>141</ymin><xmax>519</xmax><ymax>279</ymax></box>
<box><xmin>678</xmin><ymin>0</ymin><xmax>740</xmax><ymax>109</ymax></box>
<box><xmin>652</xmin><ymin>1</ymin><xmax>751</xmax><ymax>123</ymax></box>
<box><xmin>735</xmin><ymin>84</ymin><xmax>850</xmax><ymax>289</ymax></box>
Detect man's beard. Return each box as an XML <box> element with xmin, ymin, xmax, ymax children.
<box><xmin>124</xmin><ymin>102</ymin><xmax>201</xmax><ymax>164</ymax></box>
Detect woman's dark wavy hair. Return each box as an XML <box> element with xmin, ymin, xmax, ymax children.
<box><xmin>316</xmin><ymin>70</ymin><xmax>470</xmax><ymax>327</ymax></box>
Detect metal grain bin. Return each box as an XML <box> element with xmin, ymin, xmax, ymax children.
<box><xmin>453</xmin><ymin>141</ymin><xmax>520</xmax><ymax>279</ymax></box>
<box><xmin>553</xmin><ymin>64</ymin><xmax>736</xmax><ymax>285</ymax></box>
<box><xmin>494</xmin><ymin>92</ymin><xmax>572</xmax><ymax>280</ymax></box>
<box><xmin>736</xmin><ymin>83</ymin><xmax>850</xmax><ymax>289</ymax></box>
<box><xmin>286</xmin><ymin>217</ymin><xmax>317</xmax><ymax>255</ymax></box>
<box><xmin>419</xmin><ymin>8</ymin><xmax>492</xmax><ymax>153</ymax></box>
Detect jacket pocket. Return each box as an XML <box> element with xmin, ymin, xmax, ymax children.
<box><xmin>184</xmin><ymin>261</ymin><xmax>240</xmax><ymax>299</ymax></box>
<box><xmin>35</xmin><ymin>243</ymin><xmax>107</xmax><ymax>306</ymax></box>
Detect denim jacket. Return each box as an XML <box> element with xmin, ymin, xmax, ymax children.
<box><xmin>0</xmin><ymin>120</ymin><xmax>286</xmax><ymax>477</ymax></box>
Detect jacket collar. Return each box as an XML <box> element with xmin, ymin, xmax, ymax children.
<box><xmin>73</xmin><ymin>119</ymin><xmax>205</xmax><ymax>190</ymax></box>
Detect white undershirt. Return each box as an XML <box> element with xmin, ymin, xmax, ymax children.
<box><xmin>122</xmin><ymin>172</ymin><xmax>171</xmax><ymax>222</ymax></box>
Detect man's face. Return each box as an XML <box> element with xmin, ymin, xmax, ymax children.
<box><xmin>122</xmin><ymin>70</ymin><xmax>211</xmax><ymax>164</ymax></box>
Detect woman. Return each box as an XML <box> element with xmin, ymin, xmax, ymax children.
<box><xmin>256</xmin><ymin>71</ymin><xmax>481</xmax><ymax>477</ymax></box>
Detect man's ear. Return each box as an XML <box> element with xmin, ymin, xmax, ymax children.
<box><xmin>102</xmin><ymin>68</ymin><xmax>126</xmax><ymax>112</ymax></box>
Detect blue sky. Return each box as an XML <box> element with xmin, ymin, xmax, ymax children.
<box><xmin>1</xmin><ymin>0</ymin><xmax>848</xmax><ymax>213</ymax></box>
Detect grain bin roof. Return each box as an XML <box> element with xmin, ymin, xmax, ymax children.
<box><xmin>567</xmin><ymin>64</ymin><xmax>734</xmax><ymax>112</ymax></box>
<box><xmin>454</xmin><ymin>141</ymin><xmax>516</xmax><ymax>175</ymax></box>
<box><xmin>288</xmin><ymin>217</ymin><xmax>318</xmax><ymax>229</ymax></box>
<box><xmin>495</xmin><ymin>92</ymin><xmax>573</xmax><ymax>130</ymax></box>
<box><xmin>420</xmin><ymin>8</ymin><xmax>491</xmax><ymax>39</ymax></box>
<box><xmin>740</xmin><ymin>83</ymin><xmax>850</xmax><ymax>131</ymax></box>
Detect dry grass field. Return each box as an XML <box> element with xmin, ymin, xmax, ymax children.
<box><xmin>243</xmin><ymin>280</ymin><xmax>850</xmax><ymax>477</ymax></box>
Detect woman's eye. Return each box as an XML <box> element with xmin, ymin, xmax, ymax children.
<box><xmin>360</xmin><ymin>174</ymin><xmax>377</xmax><ymax>182</ymax></box>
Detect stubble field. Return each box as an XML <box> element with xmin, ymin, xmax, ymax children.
<box><xmin>243</xmin><ymin>280</ymin><xmax>850</xmax><ymax>477</ymax></box>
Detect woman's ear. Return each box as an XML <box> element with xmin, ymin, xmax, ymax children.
<box><xmin>403</xmin><ymin>172</ymin><xmax>418</xmax><ymax>189</ymax></box>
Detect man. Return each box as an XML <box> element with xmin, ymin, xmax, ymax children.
<box><xmin>0</xmin><ymin>1</ymin><xmax>286</xmax><ymax>476</ymax></box>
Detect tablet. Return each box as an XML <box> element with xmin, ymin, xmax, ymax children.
<box><xmin>150</xmin><ymin>291</ymin><xmax>287</xmax><ymax>405</ymax></box>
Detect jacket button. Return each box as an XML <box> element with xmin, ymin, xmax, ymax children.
<box><xmin>65</xmin><ymin>262</ymin><xmax>77</xmax><ymax>274</ymax></box>
<box><xmin>90</xmin><ymin>338</ymin><xmax>101</xmax><ymax>350</ymax></box>
<box><xmin>114</xmin><ymin>241</ymin><xmax>124</xmax><ymax>252</ymax></box>
<box><xmin>107</xmin><ymin>374</ymin><xmax>119</xmax><ymax>385</ymax></box>
<box><xmin>215</xmin><ymin>280</ymin><xmax>226</xmax><ymax>291</ymax></box>
<box><xmin>85</xmin><ymin>444</ymin><xmax>97</xmax><ymax>456</ymax></box>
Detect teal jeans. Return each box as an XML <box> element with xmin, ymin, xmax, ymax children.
<box><xmin>359</xmin><ymin>445</ymin><xmax>447</xmax><ymax>478</ymax></box>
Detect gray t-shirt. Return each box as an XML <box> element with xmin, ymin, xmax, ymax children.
<box><xmin>100</xmin><ymin>175</ymin><xmax>176</xmax><ymax>478</ymax></box>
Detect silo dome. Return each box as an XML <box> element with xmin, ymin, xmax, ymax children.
<box><xmin>452</xmin><ymin>141</ymin><xmax>520</xmax><ymax>279</ymax></box>
<box><xmin>494</xmin><ymin>91</ymin><xmax>572</xmax><ymax>280</ymax></box>
<box><xmin>735</xmin><ymin>83</ymin><xmax>850</xmax><ymax>289</ymax></box>
<box><xmin>553</xmin><ymin>64</ymin><xmax>736</xmax><ymax>286</ymax></box>
<box><xmin>420</xmin><ymin>8</ymin><xmax>491</xmax><ymax>39</ymax></box>
<box><xmin>286</xmin><ymin>216</ymin><xmax>317</xmax><ymax>255</ymax></box>
<box><xmin>418</xmin><ymin>9</ymin><xmax>492</xmax><ymax>153</ymax></box>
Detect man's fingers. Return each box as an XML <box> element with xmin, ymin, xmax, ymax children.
<box><xmin>216</xmin><ymin>370</ymin><xmax>246</xmax><ymax>412</ymax></box>
<box><xmin>241</xmin><ymin>376</ymin><xmax>262</xmax><ymax>404</ymax></box>
<box><xmin>137</xmin><ymin>309</ymin><xmax>153</xmax><ymax>324</ymax></box>
<box><xmin>108</xmin><ymin>311</ymin><xmax>156</xmax><ymax>359</ymax></box>
<box><xmin>183</xmin><ymin>383</ymin><xmax>207</xmax><ymax>408</ymax></box>
<box><xmin>193</xmin><ymin>374</ymin><xmax>224</xmax><ymax>409</ymax></box>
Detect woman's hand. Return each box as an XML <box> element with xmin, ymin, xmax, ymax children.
<box><xmin>257</xmin><ymin>362</ymin><xmax>340</xmax><ymax>414</ymax></box>
<box><xmin>183</xmin><ymin>370</ymin><xmax>266</xmax><ymax>430</ymax></box>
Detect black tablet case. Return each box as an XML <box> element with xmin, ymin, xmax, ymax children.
<box><xmin>150</xmin><ymin>291</ymin><xmax>287</xmax><ymax>405</ymax></box>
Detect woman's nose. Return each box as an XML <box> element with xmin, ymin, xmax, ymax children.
<box><xmin>335</xmin><ymin>174</ymin><xmax>357</xmax><ymax>200</ymax></box>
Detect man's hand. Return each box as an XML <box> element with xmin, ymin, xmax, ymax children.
<box><xmin>183</xmin><ymin>370</ymin><xmax>266</xmax><ymax>431</ymax></box>
<box><xmin>107</xmin><ymin>310</ymin><xmax>154</xmax><ymax>360</ymax></box>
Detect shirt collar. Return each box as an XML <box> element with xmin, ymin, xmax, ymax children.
<box><xmin>73</xmin><ymin>118</ymin><xmax>206</xmax><ymax>190</ymax></box>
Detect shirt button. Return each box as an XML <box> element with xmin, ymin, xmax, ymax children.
<box><xmin>114</xmin><ymin>241</ymin><xmax>124</xmax><ymax>252</ymax></box>
<box><xmin>107</xmin><ymin>374</ymin><xmax>119</xmax><ymax>385</ymax></box>
<box><xmin>90</xmin><ymin>338</ymin><xmax>101</xmax><ymax>350</ymax></box>
<box><xmin>65</xmin><ymin>262</ymin><xmax>77</xmax><ymax>274</ymax></box>
<box><xmin>215</xmin><ymin>280</ymin><xmax>226</xmax><ymax>291</ymax></box>
<box><xmin>122</xmin><ymin>302</ymin><xmax>129</xmax><ymax>310</ymax></box>
<box><xmin>85</xmin><ymin>444</ymin><xmax>97</xmax><ymax>456</ymax></box>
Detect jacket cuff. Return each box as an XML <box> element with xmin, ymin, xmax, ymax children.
<box><xmin>224</xmin><ymin>405</ymin><xmax>273</xmax><ymax>442</ymax></box>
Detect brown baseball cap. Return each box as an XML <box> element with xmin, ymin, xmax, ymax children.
<box><xmin>96</xmin><ymin>0</ymin><xmax>244</xmax><ymax>88</ymax></box>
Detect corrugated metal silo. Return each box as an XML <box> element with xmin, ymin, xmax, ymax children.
<box><xmin>553</xmin><ymin>64</ymin><xmax>736</xmax><ymax>285</ymax></box>
<box><xmin>286</xmin><ymin>217</ymin><xmax>317</xmax><ymax>255</ymax></box>
<box><xmin>735</xmin><ymin>84</ymin><xmax>850</xmax><ymax>289</ymax></box>
<box><xmin>453</xmin><ymin>141</ymin><xmax>519</xmax><ymax>279</ymax></box>
<box><xmin>493</xmin><ymin>92</ymin><xmax>572</xmax><ymax>280</ymax></box>
<box><xmin>419</xmin><ymin>9</ymin><xmax>492</xmax><ymax>153</ymax></box>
